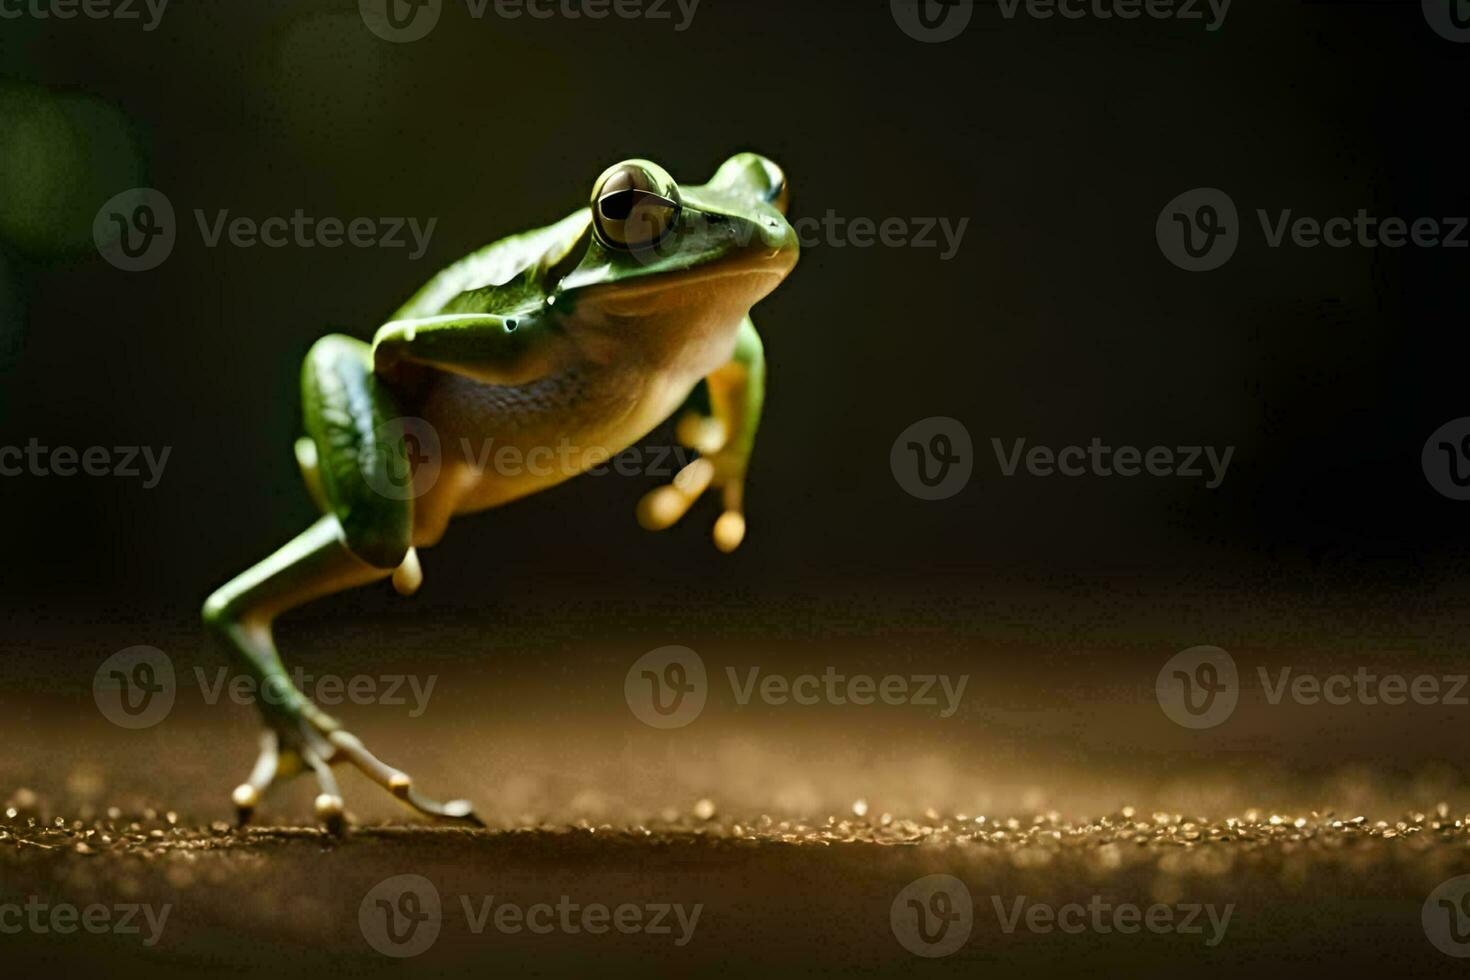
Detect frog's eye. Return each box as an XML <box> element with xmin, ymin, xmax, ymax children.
<box><xmin>591</xmin><ymin>161</ymin><xmax>682</xmax><ymax>251</ymax></box>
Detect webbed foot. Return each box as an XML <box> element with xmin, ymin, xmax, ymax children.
<box><xmin>232</xmin><ymin>709</ymin><xmax>482</xmax><ymax>835</ymax></box>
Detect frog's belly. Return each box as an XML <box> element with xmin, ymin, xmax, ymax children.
<box><xmin>415</xmin><ymin>365</ymin><xmax>692</xmax><ymax>521</ymax></box>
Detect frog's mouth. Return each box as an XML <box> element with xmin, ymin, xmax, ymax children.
<box><xmin>571</xmin><ymin>261</ymin><xmax>794</xmax><ymax>319</ymax></box>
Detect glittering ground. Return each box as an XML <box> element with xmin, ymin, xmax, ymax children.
<box><xmin>9</xmin><ymin>609</ymin><xmax>1470</xmax><ymax>976</ymax></box>
<box><xmin>4</xmin><ymin>792</ymin><xmax>1470</xmax><ymax>977</ymax></box>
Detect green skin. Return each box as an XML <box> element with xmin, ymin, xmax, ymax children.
<box><xmin>201</xmin><ymin>154</ymin><xmax>798</xmax><ymax>830</ymax></box>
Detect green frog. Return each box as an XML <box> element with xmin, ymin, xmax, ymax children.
<box><xmin>202</xmin><ymin>153</ymin><xmax>798</xmax><ymax>832</ymax></box>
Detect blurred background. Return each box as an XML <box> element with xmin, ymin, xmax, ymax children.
<box><xmin>0</xmin><ymin>0</ymin><xmax>1469</xmax><ymax>826</ymax></box>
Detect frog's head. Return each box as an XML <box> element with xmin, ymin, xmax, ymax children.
<box><xmin>553</xmin><ymin>154</ymin><xmax>798</xmax><ymax>329</ymax></box>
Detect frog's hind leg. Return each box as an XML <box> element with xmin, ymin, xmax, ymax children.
<box><xmin>202</xmin><ymin>334</ymin><xmax>480</xmax><ymax>832</ymax></box>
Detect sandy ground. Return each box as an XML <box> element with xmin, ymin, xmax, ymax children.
<box><xmin>3</xmin><ymin>799</ymin><xmax>1469</xmax><ymax>977</ymax></box>
<box><xmin>6</xmin><ymin>600</ymin><xmax>1470</xmax><ymax>976</ymax></box>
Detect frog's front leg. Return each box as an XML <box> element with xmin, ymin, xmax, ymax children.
<box><xmin>202</xmin><ymin>335</ymin><xmax>481</xmax><ymax>832</ymax></box>
<box><xmin>637</xmin><ymin>316</ymin><xmax>766</xmax><ymax>552</ymax></box>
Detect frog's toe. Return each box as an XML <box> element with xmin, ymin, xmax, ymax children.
<box><xmin>636</xmin><ymin>458</ymin><xmax>714</xmax><ymax>531</ymax></box>
<box><xmin>675</xmin><ymin>411</ymin><xmax>727</xmax><ymax>454</ymax></box>
<box><xmin>713</xmin><ymin>510</ymin><xmax>746</xmax><ymax>553</ymax></box>
<box><xmin>314</xmin><ymin>791</ymin><xmax>347</xmax><ymax>836</ymax></box>
<box><xmin>327</xmin><ymin>729</ymin><xmax>485</xmax><ymax>827</ymax></box>
<box><xmin>231</xmin><ymin>725</ymin><xmax>352</xmax><ymax>834</ymax></box>
<box><xmin>232</xmin><ymin>729</ymin><xmax>283</xmax><ymax>828</ymax></box>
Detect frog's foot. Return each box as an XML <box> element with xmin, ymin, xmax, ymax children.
<box><xmin>232</xmin><ymin>708</ymin><xmax>483</xmax><ymax>834</ymax></box>
<box><xmin>636</xmin><ymin>413</ymin><xmax>747</xmax><ymax>553</ymax></box>
<box><xmin>231</xmin><ymin>722</ymin><xmax>350</xmax><ymax>833</ymax></box>
<box><xmin>326</xmin><ymin>729</ymin><xmax>483</xmax><ymax>826</ymax></box>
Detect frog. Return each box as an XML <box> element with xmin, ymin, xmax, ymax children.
<box><xmin>201</xmin><ymin>153</ymin><xmax>798</xmax><ymax>833</ymax></box>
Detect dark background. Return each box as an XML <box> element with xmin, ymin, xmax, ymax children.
<box><xmin>1</xmin><ymin>0</ymin><xmax>1465</xmax><ymax>617</ymax></box>
<box><xmin>1</xmin><ymin>0</ymin><xmax>1469</xmax><ymax>814</ymax></box>
<box><xmin>4</xmin><ymin>4</ymin><xmax>1470</xmax><ymax>976</ymax></box>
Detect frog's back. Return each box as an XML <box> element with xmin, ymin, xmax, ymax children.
<box><xmin>389</xmin><ymin>208</ymin><xmax>591</xmax><ymax>321</ymax></box>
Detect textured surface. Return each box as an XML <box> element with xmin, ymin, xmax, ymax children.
<box><xmin>3</xmin><ymin>787</ymin><xmax>1470</xmax><ymax>977</ymax></box>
